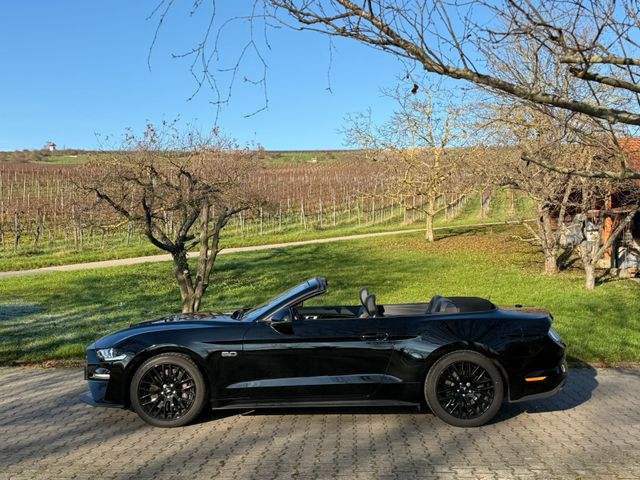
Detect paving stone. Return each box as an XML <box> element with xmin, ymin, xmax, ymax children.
<box><xmin>0</xmin><ymin>367</ymin><xmax>638</xmax><ymax>480</ymax></box>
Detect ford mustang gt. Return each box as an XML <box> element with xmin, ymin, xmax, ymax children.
<box><xmin>83</xmin><ymin>276</ymin><xmax>567</xmax><ymax>428</ymax></box>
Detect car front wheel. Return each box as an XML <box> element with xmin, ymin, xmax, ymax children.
<box><xmin>424</xmin><ymin>350</ymin><xmax>504</xmax><ymax>427</ymax></box>
<box><xmin>130</xmin><ymin>353</ymin><xmax>207</xmax><ymax>427</ymax></box>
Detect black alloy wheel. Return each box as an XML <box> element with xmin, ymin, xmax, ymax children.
<box><xmin>130</xmin><ymin>353</ymin><xmax>207</xmax><ymax>427</ymax></box>
<box><xmin>424</xmin><ymin>350</ymin><xmax>504</xmax><ymax>427</ymax></box>
<box><xmin>436</xmin><ymin>361</ymin><xmax>494</xmax><ymax>419</ymax></box>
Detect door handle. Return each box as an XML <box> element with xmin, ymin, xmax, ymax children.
<box><xmin>360</xmin><ymin>333</ymin><xmax>389</xmax><ymax>341</ymax></box>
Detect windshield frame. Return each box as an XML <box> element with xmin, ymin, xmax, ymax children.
<box><xmin>241</xmin><ymin>277</ymin><xmax>327</xmax><ymax>322</ymax></box>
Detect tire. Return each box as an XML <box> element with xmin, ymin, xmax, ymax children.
<box><xmin>130</xmin><ymin>353</ymin><xmax>207</xmax><ymax>428</ymax></box>
<box><xmin>424</xmin><ymin>350</ymin><xmax>504</xmax><ymax>427</ymax></box>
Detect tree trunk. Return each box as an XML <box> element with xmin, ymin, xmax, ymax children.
<box><xmin>192</xmin><ymin>209</ymin><xmax>222</xmax><ymax>313</ymax></box>
<box><xmin>544</xmin><ymin>255</ymin><xmax>559</xmax><ymax>275</ymax></box>
<box><xmin>584</xmin><ymin>263</ymin><xmax>596</xmax><ymax>290</ymax></box>
<box><xmin>540</xmin><ymin>208</ymin><xmax>560</xmax><ymax>275</ymax></box>
<box><xmin>13</xmin><ymin>211</ymin><xmax>20</xmax><ymax>252</ymax></box>
<box><xmin>477</xmin><ymin>189</ymin><xmax>491</xmax><ymax>218</ymax></box>
<box><xmin>181</xmin><ymin>293</ymin><xmax>197</xmax><ymax>313</ymax></box>
<box><xmin>171</xmin><ymin>250</ymin><xmax>197</xmax><ymax>313</ymax></box>
<box><xmin>508</xmin><ymin>188</ymin><xmax>515</xmax><ymax>215</ymax></box>
<box><xmin>425</xmin><ymin>214</ymin><xmax>434</xmax><ymax>242</ymax></box>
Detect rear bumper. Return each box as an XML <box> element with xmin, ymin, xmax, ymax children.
<box><xmin>508</xmin><ymin>357</ymin><xmax>568</xmax><ymax>403</ymax></box>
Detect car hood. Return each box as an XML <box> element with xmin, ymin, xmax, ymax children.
<box><xmin>89</xmin><ymin>312</ymin><xmax>241</xmax><ymax>349</ymax></box>
<box><xmin>133</xmin><ymin>312</ymin><xmax>238</xmax><ymax>327</ymax></box>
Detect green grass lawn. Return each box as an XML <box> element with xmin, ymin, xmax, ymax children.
<box><xmin>0</xmin><ymin>220</ymin><xmax>422</xmax><ymax>272</ymax></box>
<box><xmin>33</xmin><ymin>154</ymin><xmax>92</xmax><ymax>165</ymax></box>
<box><xmin>0</xmin><ymin>225</ymin><xmax>637</xmax><ymax>366</ymax></box>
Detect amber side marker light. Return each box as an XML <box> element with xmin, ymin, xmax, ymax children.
<box><xmin>525</xmin><ymin>376</ymin><xmax>547</xmax><ymax>382</ymax></box>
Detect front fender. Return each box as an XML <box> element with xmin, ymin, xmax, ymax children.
<box><xmin>120</xmin><ymin>345</ymin><xmax>214</xmax><ymax>407</ymax></box>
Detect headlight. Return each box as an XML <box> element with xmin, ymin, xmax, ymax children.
<box><xmin>548</xmin><ymin>327</ymin><xmax>563</xmax><ymax>345</ymax></box>
<box><xmin>96</xmin><ymin>348</ymin><xmax>127</xmax><ymax>362</ymax></box>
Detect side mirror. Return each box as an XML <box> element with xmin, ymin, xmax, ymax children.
<box><xmin>270</xmin><ymin>308</ymin><xmax>293</xmax><ymax>324</ymax></box>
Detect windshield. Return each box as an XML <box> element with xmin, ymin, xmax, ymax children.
<box><xmin>242</xmin><ymin>281</ymin><xmax>315</xmax><ymax>322</ymax></box>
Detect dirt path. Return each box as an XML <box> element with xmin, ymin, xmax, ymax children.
<box><xmin>0</xmin><ymin>221</ymin><xmax>519</xmax><ymax>279</ymax></box>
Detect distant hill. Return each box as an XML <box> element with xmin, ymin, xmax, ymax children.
<box><xmin>0</xmin><ymin>149</ymin><xmax>92</xmax><ymax>165</ymax></box>
<box><xmin>0</xmin><ymin>149</ymin><xmax>367</xmax><ymax>165</ymax></box>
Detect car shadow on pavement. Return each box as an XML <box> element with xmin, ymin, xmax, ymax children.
<box><xmin>194</xmin><ymin>365</ymin><xmax>599</xmax><ymax>426</ymax></box>
<box><xmin>199</xmin><ymin>405</ymin><xmax>420</xmax><ymax>423</ymax></box>
<box><xmin>493</xmin><ymin>364</ymin><xmax>598</xmax><ymax>423</ymax></box>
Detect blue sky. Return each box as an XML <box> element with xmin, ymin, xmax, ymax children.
<box><xmin>0</xmin><ymin>1</ymin><xmax>425</xmax><ymax>151</ymax></box>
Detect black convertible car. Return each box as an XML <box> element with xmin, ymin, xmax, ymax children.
<box><xmin>83</xmin><ymin>276</ymin><xmax>567</xmax><ymax>428</ymax></box>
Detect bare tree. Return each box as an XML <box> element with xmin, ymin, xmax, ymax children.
<box><xmin>483</xmin><ymin>144</ymin><xmax>579</xmax><ymax>275</ymax></box>
<box><xmin>476</xmin><ymin>31</ymin><xmax>625</xmax><ymax>275</ymax></box>
<box><xmin>156</xmin><ymin>0</ymin><xmax>640</xmax><ymax>178</ymax></box>
<box><xmin>573</xmin><ymin>174</ymin><xmax>640</xmax><ymax>289</ymax></box>
<box><xmin>82</xmin><ymin>124</ymin><xmax>262</xmax><ymax>313</ymax></box>
<box><xmin>269</xmin><ymin>1</ymin><xmax>640</xmax><ymax>123</ymax></box>
<box><xmin>345</xmin><ymin>87</ymin><xmax>477</xmax><ymax>241</ymax></box>
<box><xmin>478</xmin><ymin>104</ymin><xmax>586</xmax><ymax>275</ymax></box>
<box><xmin>482</xmin><ymin>101</ymin><xmax>640</xmax><ymax>282</ymax></box>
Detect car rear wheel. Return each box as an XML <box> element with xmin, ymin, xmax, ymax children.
<box><xmin>130</xmin><ymin>353</ymin><xmax>207</xmax><ymax>428</ymax></box>
<box><xmin>424</xmin><ymin>350</ymin><xmax>504</xmax><ymax>427</ymax></box>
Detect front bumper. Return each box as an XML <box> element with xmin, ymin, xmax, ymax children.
<box><xmin>82</xmin><ymin>361</ymin><xmax>127</xmax><ymax>409</ymax></box>
<box><xmin>81</xmin><ymin>392</ymin><xmax>124</xmax><ymax>409</ymax></box>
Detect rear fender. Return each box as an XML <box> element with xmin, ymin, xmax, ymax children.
<box><xmin>423</xmin><ymin>342</ymin><xmax>510</xmax><ymax>400</ymax></box>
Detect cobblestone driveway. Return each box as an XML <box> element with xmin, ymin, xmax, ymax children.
<box><xmin>0</xmin><ymin>367</ymin><xmax>638</xmax><ymax>480</ymax></box>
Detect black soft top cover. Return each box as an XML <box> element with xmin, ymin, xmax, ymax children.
<box><xmin>447</xmin><ymin>297</ymin><xmax>496</xmax><ymax>313</ymax></box>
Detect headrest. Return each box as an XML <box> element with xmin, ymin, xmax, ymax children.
<box><xmin>428</xmin><ymin>295</ymin><xmax>444</xmax><ymax>313</ymax></box>
<box><xmin>360</xmin><ymin>287</ymin><xmax>370</xmax><ymax>306</ymax></box>
<box><xmin>364</xmin><ymin>294</ymin><xmax>378</xmax><ymax>317</ymax></box>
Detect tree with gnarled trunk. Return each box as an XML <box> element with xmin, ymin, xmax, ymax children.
<box><xmin>82</xmin><ymin>125</ymin><xmax>262</xmax><ymax>313</ymax></box>
<box><xmin>345</xmin><ymin>87</ymin><xmax>478</xmax><ymax>242</ymax></box>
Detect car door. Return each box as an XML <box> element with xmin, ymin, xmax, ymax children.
<box><xmin>230</xmin><ymin>310</ymin><xmax>396</xmax><ymax>401</ymax></box>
